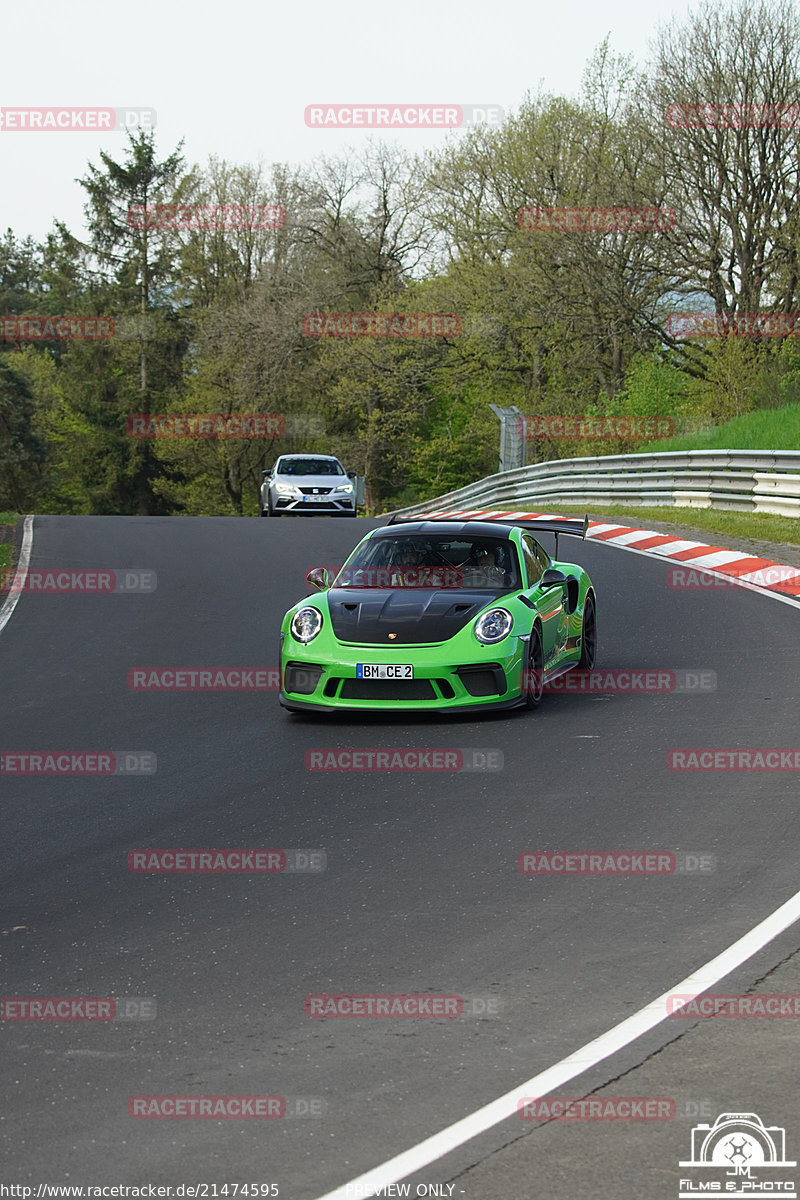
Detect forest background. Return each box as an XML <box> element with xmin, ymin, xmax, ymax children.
<box><xmin>2</xmin><ymin>0</ymin><xmax>800</xmax><ymax>516</ymax></box>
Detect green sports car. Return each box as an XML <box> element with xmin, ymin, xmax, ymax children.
<box><xmin>279</xmin><ymin>515</ymin><xmax>596</xmax><ymax>714</ymax></box>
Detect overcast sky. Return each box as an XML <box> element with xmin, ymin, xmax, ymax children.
<box><xmin>1</xmin><ymin>0</ymin><xmax>689</xmax><ymax>244</ymax></box>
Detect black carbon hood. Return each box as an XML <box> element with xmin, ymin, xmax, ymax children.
<box><xmin>326</xmin><ymin>587</ymin><xmax>509</xmax><ymax>645</ymax></box>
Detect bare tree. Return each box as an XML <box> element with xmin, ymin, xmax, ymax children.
<box><xmin>642</xmin><ymin>0</ymin><xmax>800</xmax><ymax>314</ymax></box>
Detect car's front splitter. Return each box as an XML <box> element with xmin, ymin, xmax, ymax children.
<box><xmin>278</xmin><ymin>691</ymin><xmax>527</xmax><ymax>715</ymax></box>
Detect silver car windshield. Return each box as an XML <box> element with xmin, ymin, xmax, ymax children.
<box><xmin>277</xmin><ymin>459</ymin><xmax>345</xmax><ymax>476</ymax></box>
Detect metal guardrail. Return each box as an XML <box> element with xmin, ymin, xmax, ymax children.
<box><xmin>384</xmin><ymin>450</ymin><xmax>800</xmax><ymax>520</ymax></box>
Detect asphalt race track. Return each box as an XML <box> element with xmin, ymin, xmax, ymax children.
<box><xmin>2</xmin><ymin>514</ymin><xmax>800</xmax><ymax>1197</ymax></box>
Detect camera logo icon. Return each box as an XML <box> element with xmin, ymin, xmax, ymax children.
<box><xmin>679</xmin><ymin>1112</ymin><xmax>796</xmax><ymax>1198</ymax></box>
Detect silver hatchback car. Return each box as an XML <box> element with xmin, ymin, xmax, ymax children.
<box><xmin>260</xmin><ymin>454</ymin><xmax>357</xmax><ymax>517</ymax></box>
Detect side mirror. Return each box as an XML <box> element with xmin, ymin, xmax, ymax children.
<box><xmin>346</xmin><ymin>470</ymin><xmax>356</xmax><ymax>480</ymax></box>
<box><xmin>262</xmin><ymin>468</ymin><xmax>272</xmax><ymax>477</ymax></box>
<box><xmin>305</xmin><ymin>567</ymin><xmax>329</xmax><ymax>592</ymax></box>
<box><xmin>540</xmin><ymin>568</ymin><xmax>568</xmax><ymax>589</ymax></box>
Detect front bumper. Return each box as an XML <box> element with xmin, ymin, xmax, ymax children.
<box><xmin>279</xmin><ymin>637</ymin><xmax>528</xmax><ymax>713</ymax></box>
<box><xmin>270</xmin><ymin>491</ymin><xmax>355</xmax><ymax>514</ymax></box>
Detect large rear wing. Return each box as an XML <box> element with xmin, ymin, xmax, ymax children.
<box><xmin>387</xmin><ymin>512</ymin><xmax>589</xmax><ymax>559</ymax></box>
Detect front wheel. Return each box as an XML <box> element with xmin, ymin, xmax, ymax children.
<box><xmin>524</xmin><ymin>624</ymin><xmax>544</xmax><ymax>709</ymax></box>
<box><xmin>578</xmin><ymin>594</ymin><xmax>596</xmax><ymax>668</ymax></box>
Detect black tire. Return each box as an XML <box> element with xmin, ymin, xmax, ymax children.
<box><xmin>524</xmin><ymin>623</ymin><xmax>544</xmax><ymax>709</ymax></box>
<box><xmin>577</xmin><ymin>593</ymin><xmax>596</xmax><ymax>668</ymax></box>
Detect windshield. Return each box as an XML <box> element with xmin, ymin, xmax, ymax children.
<box><xmin>276</xmin><ymin>458</ymin><xmax>345</xmax><ymax>476</ymax></box>
<box><xmin>333</xmin><ymin>535</ymin><xmax>521</xmax><ymax>590</ymax></box>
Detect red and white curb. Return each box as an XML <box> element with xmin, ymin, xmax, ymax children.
<box><xmin>409</xmin><ymin>508</ymin><xmax>800</xmax><ymax>599</ymax></box>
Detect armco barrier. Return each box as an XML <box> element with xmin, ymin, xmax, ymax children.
<box><xmin>382</xmin><ymin>450</ymin><xmax>800</xmax><ymax>520</ymax></box>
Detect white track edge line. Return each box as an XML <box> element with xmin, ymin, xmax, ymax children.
<box><xmin>315</xmin><ymin>524</ymin><xmax>800</xmax><ymax>1200</ymax></box>
<box><xmin>0</xmin><ymin>515</ymin><xmax>33</xmax><ymax>635</ymax></box>
<box><xmin>315</xmin><ymin>887</ymin><xmax>800</xmax><ymax>1200</ymax></box>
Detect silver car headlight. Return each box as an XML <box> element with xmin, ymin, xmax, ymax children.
<box><xmin>333</xmin><ymin>484</ymin><xmax>353</xmax><ymax>493</ymax></box>
<box><xmin>290</xmin><ymin>607</ymin><xmax>323</xmax><ymax>643</ymax></box>
<box><xmin>474</xmin><ymin>607</ymin><xmax>513</xmax><ymax>644</ymax></box>
<box><xmin>275</xmin><ymin>483</ymin><xmax>297</xmax><ymax>495</ymax></box>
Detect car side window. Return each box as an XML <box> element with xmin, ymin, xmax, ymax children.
<box><xmin>520</xmin><ymin>534</ymin><xmax>544</xmax><ymax>587</ymax></box>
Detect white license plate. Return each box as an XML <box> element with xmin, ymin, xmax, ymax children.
<box><xmin>356</xmin><ymin>664</ymin><xmax>414</xmax><ymax>679</ymax></box>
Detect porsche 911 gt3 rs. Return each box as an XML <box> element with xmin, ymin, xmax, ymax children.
<box><xmin>279</xmin><ymin>515</ymin><xmax>596</xmax><ymax>714</ymax></box>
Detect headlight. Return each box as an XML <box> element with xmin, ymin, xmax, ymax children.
<box><xmin>474</xmin><ymin>607</ymin><xmax>513</xmax><ymax>644</ymax></box>
<box><xmin>333</xmin><ymin>483</ymin><xmax>354</xmax><ymax>493</ymax></box>
<box><xmin>290</xmin><ymin>607</ymin><xmax>323</xmax><ymax>643</ymax></box>
<box><xmin>276</xmin><ymin>483</ymin><xmax>297</xmax><ymax>495</ymax></box>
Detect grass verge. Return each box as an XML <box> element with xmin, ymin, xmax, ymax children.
<box><xmin>0</xmin><ymin>513</ymin><xmax>20</xmax><ymax>580</ymax></box>
<box><xmin>632</xmin><ymin>403</ymin><xmax>800</xmax><ymax>454</ymax></box>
